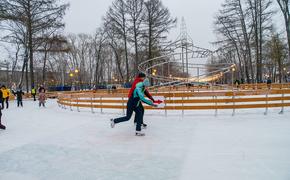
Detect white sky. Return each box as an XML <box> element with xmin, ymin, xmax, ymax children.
<box><xmin>0</xmin><ymin>0</ymin><xmax>285</xmax><ymax>61</ymax></box>
<box><xmin>62</xmin><ymin>0</ymin><xmax>225</xmax><ymax>49</ymax></box>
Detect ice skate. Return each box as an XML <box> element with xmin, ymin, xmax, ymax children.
<box><xmin>135</xmin><ymin>131</ymin><xmax>145</xmax><ymax>136</ymax></box>
<box><xmin>110</xmin><ymin>119</ymin><xmax>115</xmax><ymax>128</ymax></box>
<box><xmin>0</xmin><ymin>124</ymin><xmax>6</xmax><ymax>130</ymax></box>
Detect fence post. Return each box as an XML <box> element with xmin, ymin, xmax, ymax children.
<box><xmin>91</xmin><ymin>94</ymin><xmax>94</xmax><ymax>114</ymax></box>
<box><xmin>279</xmin><ymin>90</ymin><xmax>285</xmax><ymax>114</ymax></box>
<box><xmin>76</xmin><ymin>95</ymin><xmax>80</xmax><ymax>112</ymax></box>
<box><xmin>70</xmin><ymin>94</ymin><xmax>73</xmax><ymax>111</ymax></box>
<box><xmin>264</xmin><ymin>90</ymin><xmax>269</xmax><ymax>115</ymax></box>
<box><xmin>164</xmin><ymin>97</ymin><xmax>167</xmax><ymax>117</ymax></box>
<box><xmin>100</xmin><ymin>96</ymin><xmax>103</xmax><ymax>114</ymax></box>
<box><xmin>232</xmin><ymin>91</ymin><xmax>236</xmax><ymax>116</ymax></box>
<box><xmin>182</xmin><ymin>96</ymin><xmax>184</xmax><ymax>117</ymax></box>
<box><xmin>122</xmin><ymin>96</ymin><xmax>125</xmax><ymax>115</ymax></box>
<box><xmin>214</xmin><ymin>95</ymin><xmax>218</xmax><ymax>117</ymax></box>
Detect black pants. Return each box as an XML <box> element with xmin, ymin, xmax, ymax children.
<box><xmin>134</xmin><ymin>103</ymin><xmax>144</xmax><ymax>124</ymax></box>
<box><xmin>1</xmin><ymin>98</ymin><xmax>9</xmax><ymax>109</ymax></box>
<box><xmin>0</xmin><ymin>108</ymin><xmax>2</xmax><ymax>123</ymax></box>
<box><xmin>39</xmin><ymin>102</ymin><xmax>45</xmax><ymax>107</ymax></box>
<box><xmin>32</xmin><ymin>94</ymin><xmax>36</xmax><ymax>101</ymax></box>
<box><xmin>114</xmin><ymin>97</ymin><xmax>143</xmax><ymax>131</ymax></box>
<box><xmin>17</xmin><ymin>99</ymin><xmax>23</xmax><ymax>107</ymax></box>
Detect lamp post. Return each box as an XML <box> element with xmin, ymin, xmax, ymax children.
<box><xmin>231</xmin><ymin>65</ymin><xmax>236</xmax><ymax>89</ymax></box>
<box><xmin>283</xmin><ymin>67</ymin><xmax>287</xmax><ymax>83</ymax></box>
<box><xmin>152</xmin><ymin>69</ymin><xmax>157</xmax><ymax>85</ymax></box>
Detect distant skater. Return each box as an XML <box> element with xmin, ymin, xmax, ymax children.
<box><xmin>31</xmin><ymin>86</ymin><xmax>37</xmax><ymax>101</ymax></box>
<box><xmin>111</xmin><ymin>78</ymin><xmax>158</xmax><ymax>136</ymax></box>
<box><xmin>1</xmin><ymin>85</ymin><xmax>10</xmax><ymax>109</ymax></box>
<box><xmin>38</xmin><ymin>89</ymin><xmax>46</xmax><ymax>107</ymax></box>
<box><xmin>13</xmin><ymin>86</ymin><xmax>25</xmax><ymax>107</ymax></box>
<box><xmin>0</xmin><ymin>90</ymin><xmax>6</xmax><ymax>130</ymax></box>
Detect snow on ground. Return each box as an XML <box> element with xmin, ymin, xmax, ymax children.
<box><xmin>0</xmin><ymin>99</ymin><xmax>290</xmax><ymax>180</ymax></box>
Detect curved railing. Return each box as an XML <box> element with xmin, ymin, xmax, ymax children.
<box><xmin>57</xmin><ymin>85</ymin><xmax>290</xmax><ymax>115</ymax></box>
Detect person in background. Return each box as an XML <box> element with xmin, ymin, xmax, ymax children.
<box><xmin>1</xmin><ymin>85</ymin><xmax>10</xmax><ymax>109</ymax></box>
<box><xmin>38</xmin><ymin>89</ymin><xmax>46</xmax><ymax>107</ymax></box>
<box><xmin>267</xmin><ymin>77</ymin><xmax>272</xmax><ymax>90</ymax></box>
<box><xmin>38</xmin><ymin>85</ymin><xmax>46</xmax><ymax>93</ymax></box>
<box><xmin>13</xmin><ymin>86</ymin><xmax>25</xmax><ymax>107</ymax></box>
<box><xmin>31</xmin><ymin>86</ymin><xmax>37</xmax><ymax>101</ymax></box>
<box><xmin>0</xmin><ymin>90</ymin><xmax>6</xmax><ymax>130</ymax></box>
<box><xmin>234</xmin><ymin>79</ymin><xmax>241</xmax><ymax>89</ymax></box>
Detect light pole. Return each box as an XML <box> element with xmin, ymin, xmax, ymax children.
<box><xmin>152</xmin><ymin>69</ymin><xmax>157</xmax><ymax>85</ymax></box>
<box><xmin>231</xmin><ymin>65</ymin><xmax>236</xmax><ymax>89</ymax></box>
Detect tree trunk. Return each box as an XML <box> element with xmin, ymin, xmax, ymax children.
<box><xmin>238</xmin><ymin>0</ymin><xmax>254</xmax><ymax>83</ymax></box>
<box><xmin>42</xmin><ymin>49</ymin><xmax>48</xmax><ymax>84</ymax></box>
<box><xmin>134</xmin><ymin>21</ymin><xmax>139</xmax><ymax>75</ymax></box>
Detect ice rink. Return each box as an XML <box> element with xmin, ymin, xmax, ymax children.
<box><xmin>0</xmin><ymin>100</ymin><xmax>290</xmax><ymax>180</ymax></box>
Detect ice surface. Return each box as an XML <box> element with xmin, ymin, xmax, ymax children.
<box><xmin>0</xmin><ymin>100</ymin><xmax>290</xmax><ymax>180</ymax></box>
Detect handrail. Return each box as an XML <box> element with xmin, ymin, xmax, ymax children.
<box><xmin>57</xmin><ymin>88</ymin><xmax>290</xmax><ymax>115</ymax></box>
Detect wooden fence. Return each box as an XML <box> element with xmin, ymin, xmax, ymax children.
<box><xmin>57</xmin><ymin>88</ymin><xmax>290</xmax><ymax>116</ymax></box>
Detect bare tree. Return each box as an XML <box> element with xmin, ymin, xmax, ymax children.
<box><xmin>265</xmin><ymin>33</ymin><xmax>287</xmax><ymax>82</ymax></box>
<box><xmin>105</xmin><ymin>0</ymin><xmax>130</xmax><ymax>83</ymax></box>
<box><xmin>144</xmin><ymin>0</ymin><xmax>176</xmax><ymax>60</ymax></box>
<box><xmin>143</xmin><ymin>0</ymin><xmax>176</xmax><ymax>84</ymax></box>
<box><xmin>247</xmin><ymin>0</ymin><xmax>273</xmax><ymax>82</ymax></box>
<box><xmin>214</xmin><ymin>0</ymin><xmax>254</xmax><ymax>83</ymax></box>
<box><xmin>126</xmin><ymin>0</ymin><xmax>145</xmax><ymax>75</ymax></box>
<box><xmin>277</xmin><ymin>0</ymin><xmax>290</xmax><ymax>63</ymax></box>
<box><xmin>0</xmin><ymin>0</ymin><xmax>69</xmax><ymax>88</ymax></box>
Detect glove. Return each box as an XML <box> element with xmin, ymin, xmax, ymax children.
<box><xmin>154</xmin><ymin>100</ymin><xmax>163</xmax><ymax>104</ymax></box>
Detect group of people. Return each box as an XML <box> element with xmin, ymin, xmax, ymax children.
<box><xmin>110</xmin><ymin>73</ymin><xmax>163</xmax><ymax>136</ymax></box>
<box><xmin>0</xmin><ymin>84</ymin><xmax>47</xmax><ymax>130</ymax></box>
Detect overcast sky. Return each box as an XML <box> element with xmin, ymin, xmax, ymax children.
<box><xmin>62</xmin><ymin>0</ymin><xmax>225</xmax><ymax>49</ymax></box>
<box><xmin>0</xmin><ymin>0</ymin><xmax>284</xmax><ymax>60</ymax></box>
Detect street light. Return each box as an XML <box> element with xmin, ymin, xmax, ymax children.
<box><xmin>231</xmin><ymin>66</ymin><xmax>236</xmax><ymax>89</ymax></box>
<box><xmin>75</xmin><ymin>69</ymin><xmax>79</xmax><ymax>74</ymax></box>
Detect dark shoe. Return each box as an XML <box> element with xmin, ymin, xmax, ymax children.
<box><xmin>142</xmin><ymin>123</ymin><xmax>147</xmax><ymax>129</ymax></box>
<box><xmin>0</xmin><ymin>124</ymin><xmax>6</xmax><ymax>130</ymax></box>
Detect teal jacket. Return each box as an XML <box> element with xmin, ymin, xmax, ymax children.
<box><xmin>133</xmin><ymin>82</ymin><xmax>153</xmax><ymax>106</ymax></box>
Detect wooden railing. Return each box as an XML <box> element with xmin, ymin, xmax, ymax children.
<box><xmin>57</xmin><ymin>88</ymin><xmax>290</xmax><ymax>115</ymax></box>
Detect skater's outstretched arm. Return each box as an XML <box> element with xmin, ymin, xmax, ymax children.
<box><xmin>144</xmin><ymin>90</ymin><xmax>154</xmax><ymax>101</ymax></box>
<box><xmin>135</xmin><ymin>83</ymin><xmax>154</xmax><ymax>106</ymax></box>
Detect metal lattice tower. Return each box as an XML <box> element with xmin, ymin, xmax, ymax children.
<box><xmin>138</xmin><ymin>17</ymin><xmax>234</xmax><ymax>86</ymax></box>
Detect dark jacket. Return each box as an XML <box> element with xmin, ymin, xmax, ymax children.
<box><xmin>0</xmin><ymin>90</ymin><xmax>3</xmax><ymax>103</ymax></box>
<box><xmin>14</xmin><ymin>89</ymin><xmax>25</xmax><ymax>100</ymax></box>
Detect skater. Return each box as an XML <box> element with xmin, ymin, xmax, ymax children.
<box><xmin>1</xmin><ymin>85</ymin><xmax>10</xmax><ymax>109</ymax></box>
<box><xmin>31</xmin><ymin>86</ymin><xmax>37</xmax><ymax>101</ymax></box>
<box><xmin>38</xmin><ymin>89</ymin><xmax>46</xmax><ymax>107</ymax></box>
<box><xmin>267</xmin><ymin>77</ymin><xmax>272</xmax><ymax>90</ymax></box>
<box><xmin>13</xmin><ymin>86</ymin><xmax>25</xmax><ymax>107</ymax></box>
<box><xmin>128</xmin><ymin>72</ymin><xmax>157</xmax><ymax>129</ymax></box>
<box><xmin>0</xmin><ymin>90</ymin><xmax>6</xmax><ymax>130</ymax></box>
<box><xmin>38</xmin><ymin>85</ymin><xmax>46</xmax><ymax>93</ymax></box>
<box><xmin>111</xmin><ymin>78</ymin><xmax>158</xmax><ymax>136</ymax></box>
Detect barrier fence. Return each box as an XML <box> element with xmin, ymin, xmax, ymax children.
<box><xmin>57</xmin><ymin>88</ymin><xmax>290</xmax><ymax>116</ymax></box>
